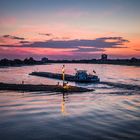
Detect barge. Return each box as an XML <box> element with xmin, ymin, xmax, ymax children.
<box><xmin>0</xmin><ymin>82</ymin><xmax>93</xmax><ymax>92</ymax></box>
<box><xmin>30</xmin><ymin>69</ymin><xmax>100</xmax><ymax>83</ymax></box>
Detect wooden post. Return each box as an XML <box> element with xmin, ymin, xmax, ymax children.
<box><xmin>62</xmin><ymin>65</ymin><xmax>65</xmax><ymax>87</ymax></box>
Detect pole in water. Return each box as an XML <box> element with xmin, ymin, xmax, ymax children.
<box><xmin>62</xmin><ymin>65</ymin><xmax>65</xmax><ymax>87</ymax></box>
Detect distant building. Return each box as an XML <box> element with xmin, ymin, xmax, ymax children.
<box><xmin>101</xmin><ymin>54</ymin><xmax>108</xmax><ymax>60</ymax></box>
<box><xmin>41</xmin><ymin>57</ymin><xmax>48</xmax><ymax>63</ymax></box>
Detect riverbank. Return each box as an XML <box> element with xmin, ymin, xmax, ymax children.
<box><xmin>0</xmin><ymin>83</ymin><xmax>93</xmax><ymax>93</ymax></box>
<box><xmin>47</xmin><ymin>59</ymin><xmax>140</xmax><ymax>67</ymax></box>
<box><xmin>0</xmin><ymin>58</ymin><xmax>140</xmax><ymax>67</ymax></box>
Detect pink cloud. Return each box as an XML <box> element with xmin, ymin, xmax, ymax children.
<box><xmin>0</xmin><ymin>46</ymin><xmax>76</xmax><ymax>59</ymax></box>
<box><xmin>0</xmin><ymin>36</ymin><xmax>18</xmax><ymax>45</ymax></box>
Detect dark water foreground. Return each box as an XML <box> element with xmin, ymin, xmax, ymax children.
<box><xmin>0</xmin><ymin>91</ymin><xmax>140</xmax><ymax>140</ymax></box>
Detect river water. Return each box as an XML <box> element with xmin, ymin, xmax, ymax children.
<box><xmin>0</xmin><ymin>64</ymin><xmax>140</xmax><ymax>140</ymax></box>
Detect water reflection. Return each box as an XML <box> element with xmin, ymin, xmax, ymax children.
<box><xmin>61</xmin><ymin>93</ymin><xmax>68</xmax><ymax>115</ymax></box>
<box><xmin>0</xmin><ymin>91</ymin><xmax>140</xmax><ymax>140</ymax></box>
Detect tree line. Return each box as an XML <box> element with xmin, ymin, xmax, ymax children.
<box><xmin>0</xmin><ymin>57</ymin><xmax>140</xmax><ymax>66</ymax></box>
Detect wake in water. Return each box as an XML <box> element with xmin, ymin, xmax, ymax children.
<box><xmin>100</xmin><ymin>81</ymin><xmax>140</xmax><ymax>91</ymax></box>
<box><xmin>76</xmin><ymin>81</ymin><xmax>140</xmax><ymax>95</ymax></box>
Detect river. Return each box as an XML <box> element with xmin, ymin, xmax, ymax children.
<box><xmin>0</xmin><ymin>64</ymin><xmax>140</xmax><ymax>140</ymax></box>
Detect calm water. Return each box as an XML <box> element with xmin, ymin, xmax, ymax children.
<box><xmin>0</xmin><ymin>64</ymin><xmax>140</xmax><ymax>140</ymax></box>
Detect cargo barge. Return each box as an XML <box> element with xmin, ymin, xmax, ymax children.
<box><xmin>30</xmin><ymin>69</ymin><xmax>100</xmax><ymax>83</ymax></box>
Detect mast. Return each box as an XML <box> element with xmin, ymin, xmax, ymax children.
<box><xmin>62</xmin><ymin>65</ymin><xmax>65</xmax><ymax>87</ymax></box>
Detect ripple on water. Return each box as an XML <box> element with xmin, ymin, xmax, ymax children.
<box><xmin>0</xmin><ymin>90</ymin><xmax>140</xmax><ymax>140</ymax></box>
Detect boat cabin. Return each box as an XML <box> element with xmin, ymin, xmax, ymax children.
<box><xmin>75</xmin><ymin>70</ymin><xmax>88</xmax><ymax>80</ymax></box>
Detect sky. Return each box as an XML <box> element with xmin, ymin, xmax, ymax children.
<box><xmin>0</xmin><ymin>0</ymin><xmax>140</xmax><ymax>60</ymax></box>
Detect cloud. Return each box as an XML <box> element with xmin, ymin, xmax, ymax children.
<box><xmin>39</xmin><ymin>33</ymin><xmax>52</xmax><ymax>36</ymax></box>
<box><xmin>0</xmin><ymin>36</ymin><xmax>129</xmax><ymax>53</ymax></box>
<box><xmin>75</xmin><ymin>47</ymin><xmax>105</xmax><ymax>52</ymax></box>
<box><xmin>98</xmin><ymin>37</ymin><xmax>129</xmax><ymax>43</ymax></box>
<box><xmin>2</xmin><ymin>35</ymin><xmax>25</xmax><ymax>40</ymax></box>
<box><xmin>134</xmin><ymin>49</ymin><xmax>140</xmax><ymax>51</ymax></box>
<box><xmin>19</xmin><ymin>41</ymin><xmax>31</xmax><ymax>44</ymax></box>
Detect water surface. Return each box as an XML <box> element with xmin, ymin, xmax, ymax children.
<box><xmin>0</xmin><ymin>64</ymin><xmax>140</xmax><ymax>140</ymax></box>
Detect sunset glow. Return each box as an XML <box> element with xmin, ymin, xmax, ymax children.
<box><xmin>0</xmin><ymin>0</ymin><xmax>140</xmax><ymax>59</ymax></box>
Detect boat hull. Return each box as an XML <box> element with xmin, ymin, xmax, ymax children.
<box><xmin>30</xmin><ymin>72</ymin><xmax>100</xmax><ymax>83</ymax></box>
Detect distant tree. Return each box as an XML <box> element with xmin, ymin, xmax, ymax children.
<box><xmin>23</xmin><ymin>58</ymin><xmax>29</xmax><ymax>64</ymax></box>
<box><xmin>13</xmin><ymin>59</ymin><xmax>23</xmax><ymax>65</ymax></box>
<box><xmin>29</xmin><ymin>57</ymin><xmax>35</xmax><ymax>63</ymax></box>
<box><xmin>131</xmin><ymin>57</ymin><xmax>138</xmax><ymax>62</ymax></box>
<box><xmin>0</xmin><ymin>58</ymin><xmax>10</xmax><ymax>66</ymax></box>
<box><xmin>23</xmin><ymin>57</ymin><xmax>36</xmax><ymax>64</ymax></box>
<box><xmin>41</xmin><ymin>57</ymin><xmax>48</xmax><ymax>63</ymax></box>
<box><xmin>101</xmin><ymin>54</ymin><xmax>108</xmax><ymax>60</ymax></box>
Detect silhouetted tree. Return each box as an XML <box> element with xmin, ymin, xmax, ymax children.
<box><xmin>130</xmin><ymin>57</ymin><xmax>138</xmax><ymax>62</ymax></box>
<box><xmin>41</xmin><ymin>57</ymin><xmax>48</xmax><ymax>63</ymax></box>
<box><xmin>0</xmin><ymin>58</ymin><xmax>11</xmax><ymax>66</ymax></box>
<box><xmin>13</xmin><ymin>59</ymin><xmax>23</xmax><ymax>65</ymax></box>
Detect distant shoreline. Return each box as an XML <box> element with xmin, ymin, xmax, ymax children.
<box><xmin>48</xmin><ymin>58</ymin><xmax>140</xmax><ymax>66</ymax></box>
<box><xmin>50</xmin><ymin>61</ymin><xmax>140</xmax><ymax>66</ymax></box>
<box><xmin>0</xmin><ymin>57</ymin><xmax>140</xmax><ymax>67</ymax></box>
<box><xmin>0</xmin><ymin>62</ymin><xmax>140</xmax><ymax>68</ymax></box>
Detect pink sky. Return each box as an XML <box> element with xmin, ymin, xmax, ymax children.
<box><xmin>0</xmin><ymin>0</ymin><xmax>140</xmax><ymax>59</ymax></box>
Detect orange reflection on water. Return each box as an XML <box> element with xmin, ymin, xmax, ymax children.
<box><xmin>61</xmin><ymin>93</ymin><xmax>68</xmax><ymax>116</ymax></box>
